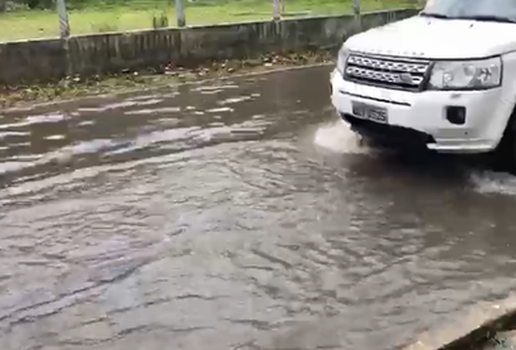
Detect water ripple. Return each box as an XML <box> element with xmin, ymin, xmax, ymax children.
<box><xmin>1</xmin><ymin>66</ymin><xmax>516</xmax><ymax>350</ymax></box>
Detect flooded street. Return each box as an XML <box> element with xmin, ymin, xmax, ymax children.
<box><xmin>3</xmin><ymin>66</ymin><xmax>516</xmax><ymax>350</ymax></box>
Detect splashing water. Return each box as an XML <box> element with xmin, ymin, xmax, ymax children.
<box><xmin>313</xmin><ymin>119</ymin><xmax>369</xmax><ymax>154</ymax></box>
<box><xmin>469</xmin><ymin>170</ymin><xmax>516</xmax><ymax>196</ymax></box>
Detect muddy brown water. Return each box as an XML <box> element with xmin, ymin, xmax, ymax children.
<box><xmin>2</xmin><ymin>66</ymin><xmax>516</xmax><ymax>350</ymax></box>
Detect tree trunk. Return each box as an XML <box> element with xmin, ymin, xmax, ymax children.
<box><xmin>0</xmin><ymin>0</ymin><xmax>7</xmax><ymax>13</ymax></box>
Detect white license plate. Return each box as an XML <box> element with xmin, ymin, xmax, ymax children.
<box><xmin>351</xmin><ymin>101</ymin><xmax>388</xmax><ymax>124</ymax></box>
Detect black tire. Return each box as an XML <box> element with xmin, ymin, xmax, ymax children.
<box><xmin>492</xmin><ymin>115</ymin><xmax>516</xmax><ymax>174</ymax></box>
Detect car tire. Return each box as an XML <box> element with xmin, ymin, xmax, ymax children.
<box><xmin>492</xmin><ymin>116</ymin><xmax>516</xmax><ymax>174</ymax></box>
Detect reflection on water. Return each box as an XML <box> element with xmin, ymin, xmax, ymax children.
<box><xmin>1</xmin><ymin>66</ymin><xmax>516</xmax><ymax>350</ymax></box>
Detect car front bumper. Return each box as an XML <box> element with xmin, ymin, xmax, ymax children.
<box><xmin>330</xmin><ymin>69</ymin><xmax>510</xmax><ymax>154</ymax></box>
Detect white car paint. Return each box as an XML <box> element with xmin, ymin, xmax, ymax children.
<box><xmin>346</xmin><ymin>16</ymin><xmax>516</xmax><ymax>59</ymax></box>
<box><xmin>331</xmin><ymin>13</ymin><xmax>516</xmax><ymax>154</ymax></box>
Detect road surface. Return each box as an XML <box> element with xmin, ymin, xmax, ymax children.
<box><xmin>1</xmin><ymin>66</ymin><xmax>516</xmax><ymax>350</ymax></box>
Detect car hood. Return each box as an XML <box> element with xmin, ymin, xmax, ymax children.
<box><xmin>345</xmin><ymin>15</ymin><xmax>516</xmax><ymax>59</ymax></box>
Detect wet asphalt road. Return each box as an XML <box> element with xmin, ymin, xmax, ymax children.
<box><xmin>2</xmin><ymin>66</ymin><xmax>516</xmax><ymax>350</ymax></box>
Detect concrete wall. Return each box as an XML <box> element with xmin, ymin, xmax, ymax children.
<box><xmin>0</xmin><ymin>8</ymin><xmax>419</xmax><ymax>85</ymax></box>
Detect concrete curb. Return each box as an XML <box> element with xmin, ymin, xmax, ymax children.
<box><xmin>404</xmin><ymin>294</ymin><xmax>516</xmax><ymax>350</ymax></box>
<box><xmin>1</xmin><ymin>62</ymin><xmax>333</xmax><ymax>113</ymax></box>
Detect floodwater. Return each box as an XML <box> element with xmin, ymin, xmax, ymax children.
<box><xmin>2</xmin><ymin>66</ymin><xmax>516</xmax><ymax>350</ymax></box>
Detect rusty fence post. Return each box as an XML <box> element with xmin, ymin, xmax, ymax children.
<box><xmin>56</xmin><ymin>0</ymin><xmax>70</xmax><ymax>38</ymax></box>
<box><xmin>175</xmin><ymin>0</ymin><xmax>186</xmax><ymax>27</ymax></box>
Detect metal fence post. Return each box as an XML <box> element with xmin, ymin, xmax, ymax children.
<box><xmin>175</xmin><ymin>0</ymin><xmax>186</xmax><ymax>27</ymax></box>
<box><xmin>56</xmin><ymin>0</ymin><xmax>70</xmax><ymax>38</ymax></box>
<box><xmin>352</xmin><ymin>0</ymin><xmax>361</xmax><ymax>31</ymax></box>
<box><xmin>272</xmin><ymin>0</ymin><xmax>281</xmax><ymax>21</ymax></box>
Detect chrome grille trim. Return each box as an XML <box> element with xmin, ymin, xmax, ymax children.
<box><xmin>344</xmin><ymin>53</ymin><xmax>432</xmax><ymax>91</ymax></box>
<box><xmin>345</xmin><ymin>67</ymin><xmax>425</xmax><ymax>85</ymax></box>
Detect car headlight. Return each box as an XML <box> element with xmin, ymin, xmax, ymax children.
<box><xmin>429</xmin><ymin>56</ymin><xmax>502</xmax><ymax>90</ymax></box>
<box><xmin>336</xmin><ymin>47</ymin><xmax>350</xmax><ymax>75</ymax></box>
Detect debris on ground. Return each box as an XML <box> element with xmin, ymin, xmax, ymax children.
<box><xmin>0</xmin><ymin>50</ymin><xmax>334</xmax><ymax>109</ymax></box>
<box><xmin>484</xmin><ymin>331</ymin><xmax>516</xmax><ymax>350</ymax></box>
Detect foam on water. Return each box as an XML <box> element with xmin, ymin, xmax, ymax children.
<box><xmin>469</xmin><ymin>170</ymin><xmax>516</xmax><ymax>196</ymax></box>
<box><xmin>313</xmin><ymin>119</ymin><xmax>369</xmax><ymax>154</ymax></box>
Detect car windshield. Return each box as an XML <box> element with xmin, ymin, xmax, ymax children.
<box><xmin>422</xmin><ymin>0</ymin><xmax>516</xmax><ymax>21</ymax></box>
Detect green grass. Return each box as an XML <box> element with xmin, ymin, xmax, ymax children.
<box><xmin>0</xmin><ymin>0</ymin><xmax>418</xmax><ymax>42</ymax></box>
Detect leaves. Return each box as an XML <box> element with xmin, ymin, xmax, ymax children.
<box><xmin>0</xmin><ymin>49</ymin><xmax>335</xmax><ymax>109</ymax></box>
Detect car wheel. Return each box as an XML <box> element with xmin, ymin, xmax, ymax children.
<box><xmin>492</xmin><ymin>119</ymin><xmax>516</xmax><ymax>174</ymax></box>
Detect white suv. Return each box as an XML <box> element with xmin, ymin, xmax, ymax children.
<box><xmin>330</xmin><ymin>0</ymin><xmax>516</xmax><ymax>171</ymax></box>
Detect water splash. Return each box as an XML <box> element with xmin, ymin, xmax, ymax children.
<box><xmin>313</xmin><ymin>119</ymin><xmax>369</xmax><ymax>155</ymax></box>
<box><xmin>469</xmin><ymin>170</ymin><xmax>516</xmax><ymax>196</ymax></box>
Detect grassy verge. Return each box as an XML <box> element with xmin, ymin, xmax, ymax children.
<box><xmin>0</xmin><ymin>50</ymin><xmax>335</xmax><ymax>110</ymax></box>
<box><xmin>0</xmin><ymin>0</ymin><xmax>418</xmax><ymax>42</ymax></box>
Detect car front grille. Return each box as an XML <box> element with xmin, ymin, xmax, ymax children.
<box><xmin>344</xmin><ymin>53</ymin><xmax>432</xmax><ymax>91</ymax></box>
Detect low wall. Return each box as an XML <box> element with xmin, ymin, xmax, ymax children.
<box><xmin>0</xmin><ymin>8</ymin><xmax>419</xmax><ymax>85</ymax></box>
<box><xmin>403</xmin><ymin>294</ymin><xmax>516</xmax><ymax>350</ymax></box>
